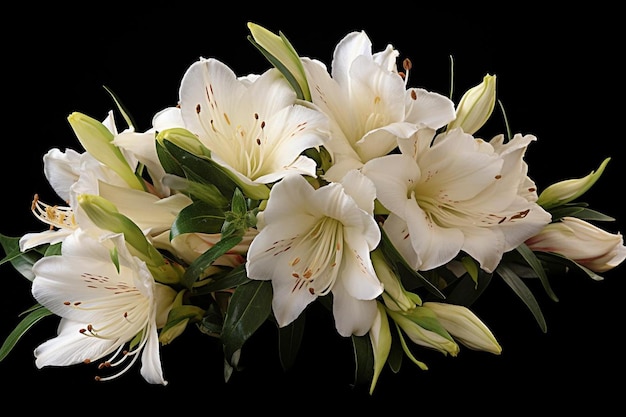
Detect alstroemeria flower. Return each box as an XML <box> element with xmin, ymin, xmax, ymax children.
<box><xmin>20</xmin><ymin>111</ymin><xmax>192</xmax><ymax>252</ymax></box>
<box><xmin>31</xmin><ymin>229</ymin><xmax>177</xmax><ymax>384</ymax></box>
<box><xmin>246</xmin><ymin>170</ymin><xmax>383</xmax><ymax>337</ymax></box>
<box><xmin>362</xmin><ymin>128</ymin><xmax>552</xmax><ymax>273</ymax></box>
<box><xmin>525</xmin><ymin>216</ymin><xmax>626</xmax><ymax>274</ymax></box>
<box><xmin>178</xmin><ymin>58</ymin><xmax>329</xmax><ymax>187</ymax></box>
<box><xmin>300</xmin><ymin>30</ymin><xmax>456</xmax><ymax>181</ymax></box>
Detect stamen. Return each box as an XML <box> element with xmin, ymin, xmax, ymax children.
<box><xmin>30</xmin><ymin>195</ymin><xmax>77</xmax><ymax>230</ymax></box>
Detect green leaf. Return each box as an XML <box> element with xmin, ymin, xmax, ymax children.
<box><xmin>536</xmin><ymin>251</ymin><xmax>604</xmax><ymax>281</ymax></box>
<box><xmin>352</xmin><ymin>334</ymin><xmax>374</xmax><ymax>389</ymax></box>
<box><xmin>103</xmin><ymin>85</ymin><xmax>136</xmax><ymax>130</ymax></box>
<box><xmin>443</xmin><ymin>269</ymin><xmax>493</xmax><ymax>307</ymax></box>
<box><xmin>221</xmin><ymin>280</ymin><xmax>273</xmax><ymax>366</ymax></box>
<box><xmin>181</xmin><ymin>234</ymin><xmax>243</xmax><ymax>289</ymax></box>
<box><xmin>0</xmin><ymin>234</ymin><xmax>46</xmax><ymax>281</ymax></box>
<box><xmin>278</xmin><ymin>313</ymin><xmax>305</xmax><ymax>371</ymax></box>
<box><xmin>170</xmin><ymin>201</ymin><xmax>225</xmax><ymax>239</ymax></box>
<box><xmin>192</xmin><ymin>264</ymin><xmax>251</xmax><ymax>295</ymax></box>
<box><xmin>515</xmin><ymin>243</ymin><xmax>558</xmax><ymax>302</ymax></box>
<box><xmin>496</xmin><ymin>262</ymin><xmax>548</xmax><ymax>333</ymax></box>
<box><xmin>0</xmin><ymin>305</ymin><xmax>52</xmax><ymax>362</ymax></box>
<box><xmin>161</xmin><ymin>140</ymin><xmax>238</xmax><ymax>200</ymax></box>
<box><xmin>387</xmin><ymin>323</ymin><xmax>404</xmax><ymax>374</ymax></box>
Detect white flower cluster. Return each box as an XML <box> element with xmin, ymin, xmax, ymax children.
<box><xmin>1</xmin><ymin>23</ymin><xmax>624</xmax><ymax>393</ymax></box>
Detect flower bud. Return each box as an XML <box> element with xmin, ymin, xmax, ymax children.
<box><xmin>78</xmin><ymin>194</ymin><xmax>183</xmax><ymax>284</ymax></box>
<box><xmin>247</xmin><ymin>22</ymin><xmax>311</xmax><ymax>101</ymax></box>
<box><xmin>537</xmin><ymin>158</ymin><xmax>610</xmax><ymax>210</ymax></box>
<box><xmin>371</xmin><ymin>249</ymin><xmax>418</xmax><ymax>311</ymax></box>
<box><xmin>368</xmin><ymin>302</ymin><xmax>392</xmax><ymax>394</ymax></box>
<box><xmin>68</xmin><ymin>112</ymin><xmax>145</xmax><ymax>191</ymax></box>
<box><xmin>387</xmin><ymin>306</ymin><xmax>460</xmax><ymax>356</ymax></box>
<box><xmin>156</xmin><ymin>127</ymin><xmax>211</xmax><ymax>158</ymax></box>
<box><xmin>423</xmin><ymin>301</ymin><xmax>502</xmax><ymax>354</ymax></box>
<box><xmin>447</xmin><ymin>74</ymin><xmax>496</xmax><ymax>135</ymax></box>
<box><xmin>525</xmin><ymin>216</ymin><xmax>626</xmax><ymax>274</ymax></box>
<box><xmin>159</xmin><ymin>290</ymin><xmax>205</xmax><ymax>345</ymax></box>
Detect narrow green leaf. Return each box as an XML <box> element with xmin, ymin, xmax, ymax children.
<box><xmin>352</xmin><ymin>334</ymin><xmax>374</xmax><ymax>389</ymax></box>
<box><xmin>444</xmin><ymin>269</ymin><xmax>493</xmax><ymax>307</ymax></box>
<box><xmin>103</xmin><ymin>85</ymin><xmax>136</xmax><ymax>130</ymax></box>
<box><xmin>0</xmin><ymin>234</ymin><xmax>46</xmax><ymax>281</ymax></box>
<box><xmin>181</xmin><ymin>234</ymin><xmax>243</xmax><ymax>289</ymax></box>
<box><xmin>278</xmin><ymin>313</ymin><xmax>305</xmax><ymax>371</ymax></box>
<box><xmin>0</xmin><ymin>306</ymin><xmax>52</xmax><ymax>362</ymax></box>
<box><xmin>192</xmin><ymin>264</ymin><xmax>250</xmax><ymax>295</ymax></box>
<box><xmin>496</xmin><ymin>263</ymin><xmax>548</xmax><ymax>333</ymax></box>
<box><xmin>221</xmin><ymin>280</ymin><xmax>273</xmax><ymax>365</ymax></box>
<box><xmin>516</xmin><ymin>243</ymin><xmax>558</xmax><ymax>302</ymax></box>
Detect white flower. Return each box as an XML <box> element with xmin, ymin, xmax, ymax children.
<box><xmin>525</xmin><ymin>216</ymin><xmax>626</xmax><ymax>274</ymax></box>
<box><xmin>19</xmin><ymin>113</ymin><xmax>193</xmax><ymax>252</ymax></box>
<box><xmin>178</xmin><ymin>58</ymin><xmax>329</xmax><ymax>186</ymax></box>
<box><xmin>362</xmin><ymin>128</ymin><xmax>552</xmax><ymax>272</ymax></box>
<box><xmin>31</xmin><ymin>229</ymin><xmax>177</xmax><ymax>384</ymax></box>
<box><xmin>301</xmin><ymin>31</ymin><xmax>456</xmax><ymax>181</ymax></box>
<box><xmin>245</xmin><ymin>170</ymin><xmax>383</xmax><ymax>337</ymax></box>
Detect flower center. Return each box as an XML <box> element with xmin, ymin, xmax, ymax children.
<box><xmin>290</xmin><ymin>216</ymin><xmax>343</xmax><ymax>296</ymax></box>
<box><xmin>63</xmin><ymin>272</ymin><xmax>150</xmax><ymax>382</ymax></box>
<box><xmin>30</xmin><ymin>194</ymin><xmax>77</xmax><ymax>230</ymax></box>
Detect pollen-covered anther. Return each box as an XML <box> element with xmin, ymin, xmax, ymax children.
<box><xmin>410</xmin><ymin>90</ymin><xmax>417</xmax><ymax>100</ymax></box>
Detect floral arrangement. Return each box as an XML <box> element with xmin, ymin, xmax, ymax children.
<box><xmin>1</xmin><ymin>22</ymin><xmax>625</xmax><ymax>394</ymax></box>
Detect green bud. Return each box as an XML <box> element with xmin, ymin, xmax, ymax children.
<box><xmin>247</xmin><ymin>22</ymin><xmax>311</xmax><ymax>101</ymax></box>
<box><xmin>78</xmin><ymin>194</ymin><xmax>182</xmax><ymax>284</ymax></box>
<box><xmin>68</xmin><ymin>112</ymin><xmax>145</xmax><ymax>191</ymax></box>
<box><xmin>156</xmin><ymin>127</ymin><xmax>212</xmax><ymax>158</ymax></box>
<box><xmin>537</xmin><ymin>157</ymin><xmax>610</xmax><ymax>210</ymax></box>
<box><xmin>159</xmin><ymin>290</ymin><xmax>205</xmax><ymax>345</ymax></box>
<box><xmin>369</xmin><ymin>302</ymin><xmax>392</xmax><ymax>395</ymax></box>
<box><xmin>387</xmin><ymin>306</ymin><xmax>460</xmax><ymax>356</ymax></box>
<box><xmin>423</xmin><ymin>302</ymin><xmax>502</xmax><ymax>354</ymax></box>
<box><xmin>371</xmin><ymin>249</ymin><xmax>417</xmax><ymax>311</ymax></box>
<box><xmin>448</xmin><ymin>74</ymin><xmax>497</xmax><ymax>135</ymax></box>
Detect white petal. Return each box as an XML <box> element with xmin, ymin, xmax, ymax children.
<box><xmin>332</xmin><ymin>282</ymin><xmax>378</xmax><ymax>337</ymax></box>
<box><xmin>405</xmin><ymin>88</ymin><xmax>456</xmax><ymax>130</ymax></box>
<box><xmin>34</xmin><ymin>319</ymin><xmax>118</xmax><ymax>367</ymax></box>
<box><xmin>362</xmin><ymin>154</ymin><xmax>420</xmax><ymax>217</ymax></box>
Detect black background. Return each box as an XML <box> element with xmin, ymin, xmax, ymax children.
<box><xmin>2</xmin><ymin>3</ymin><xmax>624</xmax><ymax>412</ymax></box>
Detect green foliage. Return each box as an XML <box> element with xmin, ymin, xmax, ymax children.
<box><xmin>221</xmin><ymin>279</ymin><xmax>273</xmax><ymax>376</ymax></box>
<box><xmin>0</xmin><ymin>234</ymin><xmax>49</xmax><ymax>281</ymax></box>
<box><xmin>0</xmin><ymin>305</ymin><xmax>52</xmax><ymax>362</ymax></box>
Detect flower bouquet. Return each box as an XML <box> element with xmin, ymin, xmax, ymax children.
<box><xmin>1</xmin><ymin>22</ymin><xmax>625</xmax><ymax>394</ymax></box>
